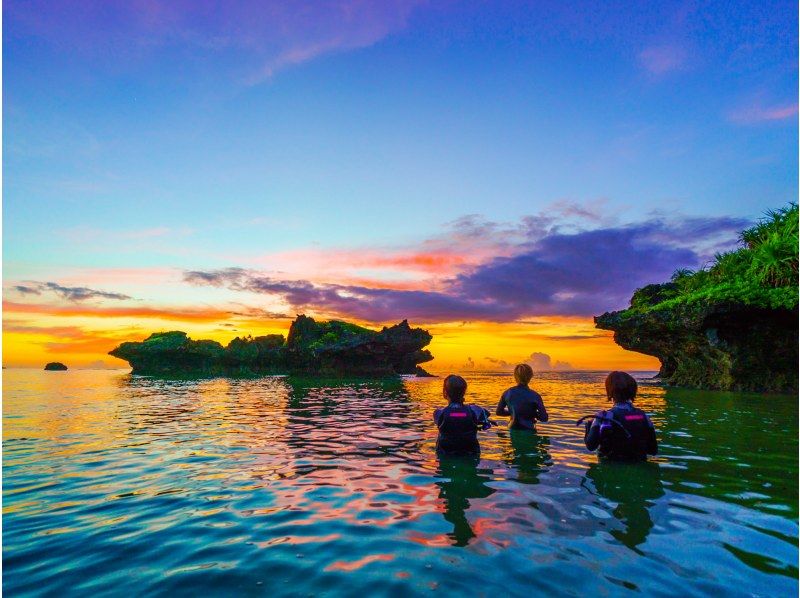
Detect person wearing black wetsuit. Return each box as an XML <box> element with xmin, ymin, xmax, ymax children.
<box><xmin>434</xmin><ymin>374</ymin><xmax>492</xmax><ymax>455</ymax></box>
<box><xmin>496</xmin><ymin>364</ymin><xmax>548</xmax><ymax>430</ymax></box>
<box><xmin>584</xmin><ymin>371</ymin><xmax>658</xmax><ymax>460</ymax></box>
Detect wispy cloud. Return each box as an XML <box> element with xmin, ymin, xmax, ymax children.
<box><xmin>727</xmin><ymin>102</ymin><xmax>798</xmax><ymax>125</ymax></box>
<box><xmin>10</xmin><ymin>281</ymin><xmax>133</xmax><ymax>302</ymax></box>
<box><xmin>61</xmin><ymin>226</ymin><xmax>190</xmax><ymax>243</ymax></box>
<box><xmin>248</xmin><ymin>1</ymin><xmax>425</xmax><ymax>82</ymax></box>
<box><xmin>6</xmin><ymin>0</ymin><xmax>427</xmax><ymax>83</ymax></box>
<box><xmin>638</xmin><ymin>43</ymin><xmax>688</xmax><ymax>75</ymax></box>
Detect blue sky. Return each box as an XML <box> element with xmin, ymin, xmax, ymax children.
<box><xmin>5</xmin><ymin>1</ymin><xmax>797</xmax><ymax>271</ymax></box>
<box><xmin>2</xmin><ymin>1</ymin><xmax>798</xmax><ymax>369</ymax></box>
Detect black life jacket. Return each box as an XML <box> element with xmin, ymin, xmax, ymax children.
<box><xmin>436</xmin><ymin>404</ymin><xmax>480</xmax><ymax>453</ymax></box>
<box><xmin>599</xmin><ymin>404</ymin><xmax>652</xmax><ymax>460</ymax></box>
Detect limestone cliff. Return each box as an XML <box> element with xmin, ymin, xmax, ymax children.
<box><xmin>596</xmin><ymin>292</ymin><xmax>797</xmax><ymax>392</ymax></box>
<box><xmin>595</xmin><ymin>204</ymin><xmax>798</xmax><ymax>393</ymax></box>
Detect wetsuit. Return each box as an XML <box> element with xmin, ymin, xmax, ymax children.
<box><xmin>434</xmin><ymin>403</ymin><xmax>491</xmax><ymax>455</ymax></box>
<box><xmin>496</xmin><ymin>384</ymin><xmax>548</xmax><ymax>430</ymax></box>
<box><xmin>584</xmin><ymin>401</ymin><xmax>658</xmax><ymax>460</ymax></box>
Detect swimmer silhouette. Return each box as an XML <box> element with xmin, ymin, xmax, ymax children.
<box><xmin>584</xmin><ymin>460</ymin><xmax>664</xmax><ymax>552</ymax></box>
<box><xmin>504</xmin><ymin>428</ymin><xmax>552</xmax><ymax>485</ymax></box>
<box><xmin>435</xmin><ymin>455</ymin><xmax>495</xmax><ymax>547</ymax></box>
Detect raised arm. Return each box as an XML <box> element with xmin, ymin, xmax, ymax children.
<box><xmin>496</xmin><ymin>391</ymin><xmax>510</xmax><ymax>416</ymax></box>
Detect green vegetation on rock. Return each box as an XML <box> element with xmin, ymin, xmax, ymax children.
<box><xmin>596</xmin><ymin>204</ymin><xmax>798</xmax><ymax>393</ymax></box>
<box><xmin>627</xmin><ymin>203</ymin><xmax>798</xmax><ymax>315</ymax></box>
<box><xmin>110</xmin><ymin>315</ymin><xmax>433</xmax><ymax>377</ymax></box>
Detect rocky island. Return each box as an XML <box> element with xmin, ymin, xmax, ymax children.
<box><xmin>596</xmin><ymin>204</ymin><xmax>798</xmax><ymax>393</ymax></box>
<box><xmin>44</xmin><ymin>362</ymin><xmax>68</xmax><ymax>371</ymax></box>
<box><xmin>109</xmin><ymin>315</ymin><xmax>434</xmax><ymax>377</ymax></box>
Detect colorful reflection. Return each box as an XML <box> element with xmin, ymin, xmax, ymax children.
<box><xmin>3</xmin><ymin>370</ymin><xmax>797</xmax><ymax>596</ymax></box>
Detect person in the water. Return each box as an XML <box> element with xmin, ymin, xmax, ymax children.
<box><xmin>496</xmin><ymin>364</ymin><xmax>549</xmax><ymax>430</ymax></box>
<box><xmin>434</xmin><ymin>374</ymin><xmax>493</xmax><ymax>455</ymax></box>
<box><xmin>584</xmin><ymin>371</ymin><xmax>658</xmax><ymax>460</ymax></box>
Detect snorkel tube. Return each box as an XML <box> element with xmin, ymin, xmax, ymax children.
<box><xmin>575</xmin><ymin>414</ymin><xmax>632</xmax><ymax>439</ymax></box>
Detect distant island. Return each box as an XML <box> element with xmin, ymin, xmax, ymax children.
<box><xmin>44</xmin><ymin>362</ymin><xmax>68</xmax><ymax>371</ymax></box>
<box><xmin>109</xmin><ymin>315</ymin><xmax>434</xmax><ymax>377</ymax></box>
<box><xmin>596</xmin><ymin>204</ymin><xmax>798</xmax><ymax>393</ymax></box>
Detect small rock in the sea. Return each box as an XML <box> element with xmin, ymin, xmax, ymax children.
<box><xmin>44</xmin><ymin>362</ymin><xmax>68</xmax><ymax>371</ymax></box>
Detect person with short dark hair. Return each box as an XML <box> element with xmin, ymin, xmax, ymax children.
<box><xmin>584</xmin><ymin>371</ymin><xmax>658</xmax><ymax>460</ymax></box>
<box><xmin>434</xmin><ymin>374</ymin><xmax>493</xmax><ymax>455</ymax></box>
<box><xmin>496</xmin><ymin>363</ymin><xmax>548</xmax><ymax>430</ymax></box>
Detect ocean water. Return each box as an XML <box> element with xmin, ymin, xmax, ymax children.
<box><xmin>3</xmin><ymin>369</ymin><xmax>797</xmax><ymax>597</ymax></box>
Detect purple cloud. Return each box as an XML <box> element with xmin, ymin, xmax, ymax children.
<box><xmin>13</xmin><ymin>285</ymin><xmax>41</xmax><ymax>295</ymax></box>
<box><xmin>184</xmin><ymin>268</ymin><xmax>508</xmax><ymax>321</ymax></box>
<box><xmin>184</xmin><ymin>213</ymin><xmax>750</xmax><ymax>323</ymax></box>
<box><xmin>451</xmin><ymin>215</ymin><xmax>747</xmax><ymax>317</ymax></box>
<box><xmin>10</xmin><ymin>281</ymin><xmax>132</xmax><ymax>302</ymax></box>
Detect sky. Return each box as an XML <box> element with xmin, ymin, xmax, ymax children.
<box><xmin>3</xmin><ymin>0</ymin><xmax>798</xmax><ymax>371</ymax></box>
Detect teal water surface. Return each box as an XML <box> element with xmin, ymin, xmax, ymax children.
<box><xmin>3</xmin><ymin>369</ymin><xmax>798</xmax><ymax>596</ymax></box>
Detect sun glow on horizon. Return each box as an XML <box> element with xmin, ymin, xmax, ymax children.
<box><xmin>2</xmin><ymin>300</ymin><xmax>658</xmax><ymax>372</ymax></box>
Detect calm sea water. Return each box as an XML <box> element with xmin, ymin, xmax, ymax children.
<box><xmin>3</xmin><ymin>369</ymin><xmax>797</xmax><ymax>597</ymax></box>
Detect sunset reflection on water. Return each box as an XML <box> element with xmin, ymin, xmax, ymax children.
<box><xmin>3</xmin><ymin>369</ymin><xmax>797</xmax><ymax>596</ymax></box>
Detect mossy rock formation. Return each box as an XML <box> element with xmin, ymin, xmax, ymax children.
<box><xmin>109</xmin><ymin>315</ymin><xmax>433</xmax><ymax>377</ymax></box>
<box><xmin>595</xmin><ymin>204</ymin><xmax>798</xmax><ymax>393</ymax></box>
<box><xmin>44</xmin><ymin>362</ymin><xmax>68</xmax><ymax>371</ymax></box>
<box><xmin>596</xmin><ymin>298</ymin><xmax>797</xmax><ymax>392</ymax></box>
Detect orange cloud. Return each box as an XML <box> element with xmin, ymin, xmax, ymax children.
<box><xmin>250</xmin><ymin>247</ymin><xmax>476</xmax><ymax>281</ymax></box>
<box><xmin>3</xmin><ymin>301</ymin><xmax>232</xmax><ymax>322</ymax></box>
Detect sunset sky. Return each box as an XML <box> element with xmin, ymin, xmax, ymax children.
<box><xmin>3</xmin><ymin>1</ymin><xmax>797</xmax><ymax>370</ymax></box>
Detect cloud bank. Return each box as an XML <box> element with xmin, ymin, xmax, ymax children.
<box><xmin>484</xmin><ymin>352</ymin><xmax>573</xmax><ymax>371</ymax></box>
<box><xmin>184</xmin><ymin>212</ymin><xmax>749</xmax><ymax>324</ymax></box>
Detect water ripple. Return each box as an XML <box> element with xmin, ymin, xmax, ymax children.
<box><xmin>3</xmin><ymin>369</ymin><xmax>797</xmax><ymax>596</ymax></box>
